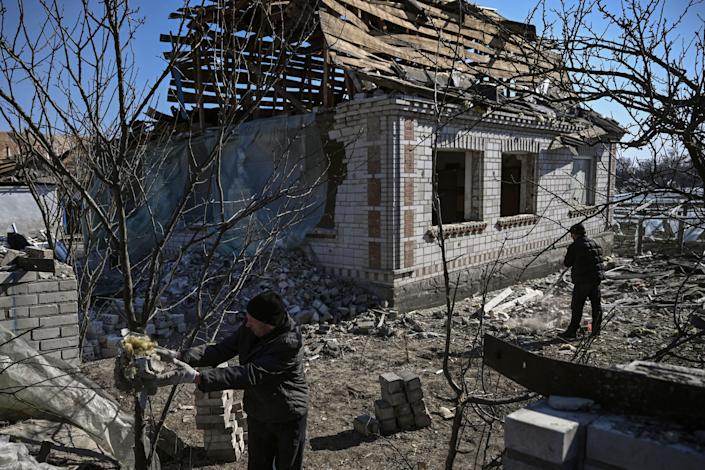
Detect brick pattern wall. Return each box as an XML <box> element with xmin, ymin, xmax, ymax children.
<box><xmin>0</xmin><ymin>269</ymin><xmax>79</xmax><ymax>363</ymax></box>
<box><xmin>307</xmin><ymin>95</ymin><xmax>613</xmax><ymax>296</ymax></box>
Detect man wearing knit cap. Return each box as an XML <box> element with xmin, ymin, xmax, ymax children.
<box><xmin>560</xmin><ymin>223</ymin><xmax>605</xmax><ymax>339</ymax></box>
<box><xmin>157</xmin><ymin>291</ymin><xmax>308</xmax><ymax>469</ymax></box>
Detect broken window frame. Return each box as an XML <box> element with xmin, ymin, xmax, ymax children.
<box><xmin>432</xmin><ymin>150</ymin><xmax>484</xmax><ymax>226</ymax></box>
<box><xmin>571</xmin><ymin>156</ymin><xmax>597</xmax><ymax>206</ymax></box>
<box><xmin>500</xmin><ymin>152</ymin><xmax>538</xmax><ymax>217</ymax></box>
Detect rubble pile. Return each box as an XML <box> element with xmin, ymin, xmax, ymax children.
<box><xmin>195</xmin><ymin>382</ymin><xmax>247</xmax><ymax>462</ymax></box>
<box><xmin>82</xmin><ymin>300</ymin><xmax>188</xmax><ymax>360</ymax></box>
<box><xmin>231</xmin><ymin>250</ymin><xmax>381</xmax><ymax>326</ymax></box>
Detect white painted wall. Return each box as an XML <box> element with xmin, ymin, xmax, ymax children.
<box><xmin>0</xmin><ymin>184</ymin><xmax>59</xmax><ymax>235</ymax></box>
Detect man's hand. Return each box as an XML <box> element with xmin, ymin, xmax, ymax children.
<box><xmin>154</xmin><ymin>346</ymin><xmax>180</xmax><ymax>362</ymax></box>
<box><xmin>153</xmin><ymin>359</ymin><xmax>199</xmax><ymax>387</ymax></box>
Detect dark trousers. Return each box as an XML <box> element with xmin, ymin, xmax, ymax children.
<box><xmin>247</xmin><ymin>414</ymin><xmax>306</xmax><ymax>470</ymax></box>
<box><xmin>567</xmin><ymin>282</ymin><xmax>603</xmax><ymax>335</ymax></box>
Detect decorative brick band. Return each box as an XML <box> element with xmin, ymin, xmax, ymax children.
<box><xmin>367</xmin><ymin>145</ymin><xmax>381</xmax><ymax>174</ymax></box>
<box><xmin>404</xmin><ymin>118</ymin><xmax>415</xmax><ymax>140</ymax></box>
<box><xmin>495</xmin><ymin>214</ymin><xmax>540</xmax><ymax>230</ymax></box>
<box><xmin>404</xmin><ymin>145</ymin><xmax>414</xmax><ymax>173</ymax></box>
<box><xmin>369</xmin><ymin>210</ymin><xmax>381</xmax><ymax>238</ymax></box>
<box><xmin>368</xmin><ymin>178</ymin><xmax>381</xmax><ymax>206</ymax></box>
<box><xmin>369</xmin><ymin>242</ymin><xmax>381</xmax><ymax>269</ymax></box>
<box><xmin>425</xmin><ymin>221</ymin><xmax>488</xmax><ymax>240</ymax></box>
<box><xmin>568</xmin><ymin>206</ymin><xmax>600</xmax><ymax>218</ymax></box>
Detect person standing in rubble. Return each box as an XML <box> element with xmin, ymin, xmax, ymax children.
<box><xmin>156</xmin><ymin>291</ymin><xmax>308</xmax><ymax>470</ymax></box>
<box><xmin>560</xmin><ymin>223</ymin><xmax>605</xmax><ymax>339</ymax></box>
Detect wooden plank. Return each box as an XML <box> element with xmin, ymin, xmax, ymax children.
<box><xmin>483</xmin><ymin>334</ymin><xmax>705</xmax><ymax>423</ymax></box>
<box><xmin>320</xmin><ymin>11</ymin><xmax>472</xmax><ymax>72</ymax></box>
<box><xmin>320</xmin><ymin>0</ymin><xmax>370</xmax><ymax>32</ymax></box>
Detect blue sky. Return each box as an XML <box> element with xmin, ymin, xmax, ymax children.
<box><xmin>2</xmin><ymin>0</ymin><xmax>703</xmax><ymax>157</ymax></box>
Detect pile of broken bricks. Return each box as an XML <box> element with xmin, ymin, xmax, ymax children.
<box><xmin>354</xmin><ymin>371</ymin><xmax>432</xmax><ymax>437</ymax></box>
<box><xmin>194</xmin><ymin>365</ymin><xmax>248</xmax><ymax>462</ymax></box>
<box><xmin>82</xmin><ymin>301</ymin><xmax>188</xmax><ymax>360</ymax></box>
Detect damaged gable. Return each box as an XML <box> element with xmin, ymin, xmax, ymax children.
<box><xmin>163</xmin><ymin>1</ymin><xmax>574</xmax><ymax>121</ymax></box>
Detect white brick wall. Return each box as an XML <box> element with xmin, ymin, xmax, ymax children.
<box><xmin>306</xmin><ymin>95</ymin><xmax>615</xmax><ymax>301</ymax></box>
<box><xmin>0</xmin><ymin>268</ymin><xmax>80</xmax><ymax>363</ymax></box>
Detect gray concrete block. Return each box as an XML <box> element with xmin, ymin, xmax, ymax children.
<box><xmin>61</xmin><ymin>348</ymin><xmax>79</xmax><ymax>360</ymax></box>
<box><xmin>0</xmin><ymin>316</ymin><xmax>39</xmax><ymax>331</ymax></box>
<box><xmin>38</xmin><ymin>291</ymin><xmax>77</xmax><ymax>304</ymax></box>
<box><xmin>382</xmin><ymin>389</ymin><xmax>407</xmax><ymax>406</ymax></box>
<box><xmin>394</xmin><ymin>403</ymin><xmax>413</xmax><ymax>417</ymax></box>
<box><xmin>0</xmin><ymin>294</ymin><xmax>38</xmax><ymax>308</ymax></box>
<box><xmin>397</xmin><ymin>413</ymin><xmax>415</xmax><ymax>431</ymax></box>
<box><xmin>60</xmin><ymin>325</ymin><xmax>80</xmax><ymax>337</ymax></box>
<box><xmin>505</xmin><ymin>408</ymin><xmax>581</xmax><ymax>465</ymax></box>
<box><xmin>59</xmin><ymin>302</ymin><xmax>79</xmax><ymax>314</ymax></box>
<box><xmin>39</xmin><ymin>314</ymin><xmax>77</xmax><ymax>327</ymax></box>
<box><xmin>40</xmin><ymin>336</ymin><xmax>79</xmax><ymax>351</ymax></box>
<box><xmin>586</xmin><ymin>417</ymin><xmax>705</xmax><ymax>470</ymax></box>
<box><xmin>379</xmin><ymin>372</ymin><xmax>404</xmax><ymax>394</ymax></box>
<box><xmin>2</xmin><ymin>283</ymin><xmax>28</xmax><ymax>295</ymax></box>
<box><xmin>414</xmin><ymin>413</ymin><xmax>432</xmax><ymax>429</ymax></box>
<box><xmin>379</xmin><ymin>417</ymin><xmax>398</xmax><ymax>435</ymax></box>
<box><xmin>411</xmin><ymin>399</ymin><xmax>428</xmax><ymax>416</ymax></box>
<box><xmin>29</xmin><ymin>304</ymin><xmax>59</xmax><ymax>317</ymax></box>
<box><xmin>8</xmin><ymin>307</ymin><xmax>29</xmax><ymax>318</ymax></box>
<box><xmin>59</xmin><ymin>279</ymin><xmax>78</xmax><ymax>290</ymax></box>
<box><xmin>353</xmin><ymin>415</ymin><xmax>379</xmax><ymax>436</ymax></box>
<box><xmin>374</xmin><ymin>399</ymin><xmax>395</xmax><ymax>421</ymax></box>
<box><xmin>398</xmin><ymin>370</ymin><xmax>422</xmax><ymax>391</ymax></box>
<box><xmin>406</xmin><ymin>387</ymin><xmax>423</xmax><ymax>403</ymax></box>
<box><xmin>31</xmin><ymin>327</ymin><xmax>60</xmax><ymax>340</ymax></box>
<box><xmin>25</xmin><ymin>281</ymin><xmax>59</xmax><ymax>293</ymax></box>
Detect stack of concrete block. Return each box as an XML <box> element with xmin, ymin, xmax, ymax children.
<box><xmin>374</xmin><ymin>371</ymin><xmax>432</xmax><ymax>435</ymax></box>
<box><xmin>0</xmin><ymin>258</ymin><xmax>80</xmax><ymax>365</ymax></box>
<box><xmin>194</xmin><ymin>375</ymin><xmax>247</xmax><ymax>462</ymax></box>
<box><xmin>504</xmin><ymin>401</ymin><xmax>705</xmax><ymax>469</ymax></box>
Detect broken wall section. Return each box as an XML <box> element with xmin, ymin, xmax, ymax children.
<box><xmin>0</xmin><ymin>263</ymin><xmax>79</xmax><ymax>364</ymax></box>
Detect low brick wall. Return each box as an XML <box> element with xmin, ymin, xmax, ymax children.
<box><xmin>0</xmin><ymin>266</ymin><xmax>80</xmax><ymax>364</ymax></box>
<box><xmin>383</xmin><ymin>231</ymin><xmax>613</xmax><ymax>312</ymax></box>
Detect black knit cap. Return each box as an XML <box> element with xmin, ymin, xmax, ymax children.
<box><xmin>570</xmin><ymin>223</ymin><xmax>586</xmax><ymax>236</ymax></box>
<box><xmin>246</xmin><ymin>291</ymin><xmax>288</xmax><ymax>326</ymax></box>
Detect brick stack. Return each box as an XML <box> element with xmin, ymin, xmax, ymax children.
<box><xmin>194</xmin><ymin>375</ymin><xmax>247</xmax><ymax>462</ymax></box>
<box><xmin>0</xmin><ymin>253</ymin><xmax>80</xmax><ymax>365</ymax></box>
<box><xmin>374</xmin><ymin>371</ymin><xmax>431</xmax><ymax>435</ymax></box>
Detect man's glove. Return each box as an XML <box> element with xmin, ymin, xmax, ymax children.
<box><xmin>154</xmin><ymin>346</ymin><xmax>180</xmax><ymax>362</ymax></box>
<box><xmin>153</xmin><ymin>359</ymin><xmax>199</xmax><ymax>387</ymax></box>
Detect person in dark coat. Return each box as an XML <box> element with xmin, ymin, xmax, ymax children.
<box><xmin>155</xmin><ymin>291</ymin><xmax>308</xmax><ymax>470</ymax></box>
<box><xmin>561</xmin><ymin>223</ymin><xmax>605</xmax><ymax>339</ymax></box>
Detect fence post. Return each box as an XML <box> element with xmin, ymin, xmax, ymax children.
<box><xmin>635</xmin><ymin>218</ymin><xmax>644</xmax><ymax>256</ymax></box>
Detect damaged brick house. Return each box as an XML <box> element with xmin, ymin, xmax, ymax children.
<box><xmin>163</xmin><ymin>0</ymin><xmax>622</xmax><ymax>310</ymax></box>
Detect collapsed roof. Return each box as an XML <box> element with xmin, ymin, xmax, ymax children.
<box><xmin>163</xmin><ymin>0</ymin><xmax>621</xmax><ymax>139</ymax></box>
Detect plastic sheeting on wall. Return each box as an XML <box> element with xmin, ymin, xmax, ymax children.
<box><xmin>0</xmin><ymin>325</ymin><xmax>146</xmax><ymax>469</ymax></box>
<box><xmin>85</xmin><ymin>113</ymin><xmax>326</xmax><ymax>261</ymax></box>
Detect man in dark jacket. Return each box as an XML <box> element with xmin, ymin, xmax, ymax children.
<box><xmin>157</xmin><ymin>291</ymin><xmax>308</xmax><ymax>469</ymax></box>
<box><xmin>561</xmin><ymin>223</ymin><xmax>605</xmax><ymax>339</ymax></box>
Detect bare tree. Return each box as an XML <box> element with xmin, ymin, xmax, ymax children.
<box><xmin>0</xmin><ymin>1</ymin><xmax>326</xmax><ymax>468</ymax></box>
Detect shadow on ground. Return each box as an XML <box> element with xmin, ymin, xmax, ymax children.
<box><xmin>310</xmin><ymin>430</ymin><xmax>375</xmax><ymax>452</ymax></box>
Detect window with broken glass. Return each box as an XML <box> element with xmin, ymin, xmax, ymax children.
<box><xmin>500</xmin><ymin>153</ymin><xmax>537</xmax><ymax>216</ymax></box>
<box><xmin>571</xmin><ymin>156</ymin><xmax>597</xmax><ymax>206</ymax></box>
<box><xmin>433</xmin><ymin>150</ymin><xmax>484</xmax><ymax>225</ymax></box>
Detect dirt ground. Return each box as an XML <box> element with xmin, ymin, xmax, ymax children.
<box><xmin>81</xmin><ymin>241</ymin><xmax>705</xmax><ymax>470</ymax></box>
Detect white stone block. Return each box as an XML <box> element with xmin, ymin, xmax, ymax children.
<box><xmin>504</xmin><ymin>408</ymin><xmax>580</xmax><ymax>465</ymax></box>
<box><xmin>586</xmin><ymin>417</ymin><xmax>705</xmax><ymax>470</ymax></box>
